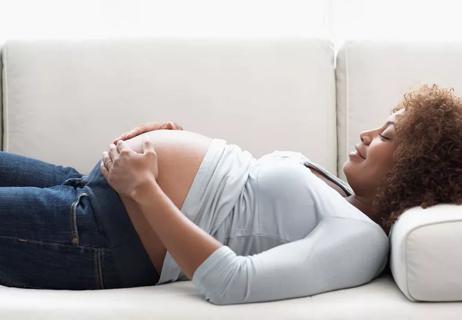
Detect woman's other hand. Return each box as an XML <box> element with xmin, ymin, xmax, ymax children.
<box><xmin>112</xmin><ymin>121</ymin><xmax>184</xmax><ymax>145</ymax></box>
<box><xmin>101</xmin><ymin>140</ymin><xmax>159</xmax><ymax>198</ymax></box>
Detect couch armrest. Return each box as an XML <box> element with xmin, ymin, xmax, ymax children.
<box><xmin>390</xmin><ymin>204</ymin><xmax>462</xmax><ymax>301</ymax></box>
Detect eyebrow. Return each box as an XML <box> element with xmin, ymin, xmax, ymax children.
<box><xmin>385</xmin><ymin>121</ymin><xmax>396</xmax><ymax>127</ymax></box>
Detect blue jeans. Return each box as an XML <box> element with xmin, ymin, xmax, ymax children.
<box><xmin>0</xmin><ymin>151</ymin><xmax>159</xmax><ymax>289</ymax></box>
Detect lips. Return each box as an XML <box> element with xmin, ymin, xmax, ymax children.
<box><xmin>354</xmin><ymin>145</ymin><xmax>366</xmax><ymax>159</ymax></box>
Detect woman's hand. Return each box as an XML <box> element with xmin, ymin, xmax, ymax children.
<box><xmin>100</xmin><ymin>139</ymin><xmax>159</xmax><ymax>198</ymax></box>
<box><xmin>112</xmin><ymin>121</ymin><xmax>183</xmax><ymax>145</ymax></box>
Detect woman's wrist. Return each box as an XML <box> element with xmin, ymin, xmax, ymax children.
<box><xmin>129</xmin><ymin>177</ymin><xmax>161</xmax><ymax>204</ymax></box>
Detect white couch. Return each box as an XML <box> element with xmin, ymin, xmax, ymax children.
<box><xmin>1</xmin><ymin>38</ymin><xmax>461</xmax><ymax>319</ymax></box>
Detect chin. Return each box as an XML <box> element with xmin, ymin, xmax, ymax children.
<box><xmin>342</xmin><ymin>160</ymin><xmax>351</xmax><ymax>179</ymax></box>
<box><xmin>342</xmin><ymin>161</ymin><xmax>355</xmax><ymax>190</ymax></box>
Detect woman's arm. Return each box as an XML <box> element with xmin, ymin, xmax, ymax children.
<box><xmin>190</xmin><ymin>218</ymin><xmax>388</xmax><ymax>305</ymax></box>
<box><xmin>118</xmin><ymin>193</ymin><xmax>166</xmax><ymax>274</ymax></box>
<box><xmin>101</xmin><ymin>139</ymin><xmax>221</xmax><ymax>285</ymax></box>
<box><xmin>129</xmin><ymin>180</ymin><xmax>222</xmax><ymax>280</ymax></box>
<box><xmin>102</xmin><ymin>141</ymin><xmax>388</xmax><ymax>305</ymax></box>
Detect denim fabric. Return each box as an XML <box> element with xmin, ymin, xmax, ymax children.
<box><xmin>0</xmin><ymin>151</ymin><xmax>159</xmax><ymax>290</ymax></box>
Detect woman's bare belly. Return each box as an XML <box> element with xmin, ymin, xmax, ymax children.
<box><xmin>118</xmin><ymin>130</ymin><xmax>346</xmax><ymax>277</ymax></box>
<box><xmin>123</xmin><ymin>130</ymin><xmax>213</xmax><ymax>210</ymax></box>
<box><xmin>120</xmin><ymin>129</ymin><xmax>212</xmax><ymax>275</ymax></box>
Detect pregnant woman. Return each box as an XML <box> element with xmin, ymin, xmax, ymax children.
<box><xmin>1</xmin><ymin>84</ymin><xmax>461</xmax><ymax>305</ymax></box>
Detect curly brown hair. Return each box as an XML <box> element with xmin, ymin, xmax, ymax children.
<box><xmin>372</xmin><ymin>84</ymin><xmax>462</xmax><ymax>234</ymax></box>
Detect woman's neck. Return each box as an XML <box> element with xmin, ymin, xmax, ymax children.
<box><xmin>345</xmin><ymin>194</ymin><xmax>386</xmax><ymax>230</ymax></box>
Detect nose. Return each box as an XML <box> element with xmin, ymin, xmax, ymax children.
<box><xmin>359</xmin><ymin>130</ymin><xmax>373</xmax><ymax>145</ymax></box>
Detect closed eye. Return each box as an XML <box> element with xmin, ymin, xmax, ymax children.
<box><xmin>379</xmin><ymin>134</ymin><xmax>390</xmax><ymax>141</ymax></box>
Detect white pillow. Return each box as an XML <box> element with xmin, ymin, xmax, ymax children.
<box><xmin>389</xmin><ymin>204</ymin><xmax>462</xmax><ymax>301</ymax></box>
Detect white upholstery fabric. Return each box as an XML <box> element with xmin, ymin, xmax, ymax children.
<box><xmin>1</xmin><ymin>38</ymin><xmax>336</xmax><ymax>175</ymax></box>
<box><xmin>390</xmin><ymin>204</ymin><xmax>462</xmax><ymax>302</ymax></box>
<box><xmin>1</xmin><ymin>275</ymin><xmax>462</xmax><ymax>319</ymax></box>
<box><xmin>336</xmin><ymin>40</ymin><xmax>462</xmax><ymax>301</ymax></box>
<box><xmin>336</xmin><ymin>40</ymin><xmax>462</xmax><ymax>303</ymax></box>
<box><xmin>2</xmin><ymin>38</ymin><xmax>462</xmax><ymax>317</ymax></box>
<box><xmin>336</xmin><ymin>40</ymin><xmax>462</xmax><ymax>181</ymax></box>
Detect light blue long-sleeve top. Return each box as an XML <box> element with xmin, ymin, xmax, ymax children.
<box><xmin>156</xmin><ymin>138</ymin><xmax>389</xmax><ymax>305</ymax></box>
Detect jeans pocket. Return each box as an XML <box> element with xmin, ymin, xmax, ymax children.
<box><xmin>0</xmin><ymin>236</ymin><xmax>105</xmax><ymax>290</ymax></box>
<box><xmin>72</xmin><ymin>188</ymin><xmax>109</xmax><ymax>249</ymax></box>
<box><xmin>69</xmin><ymin>191</ymin><xmax>89</xmax><ymax>246</ymax></box>
<box><xmin>62</xmin><ymin>176</ymin><xmax>87</xmax><ymax>187</ymax></box>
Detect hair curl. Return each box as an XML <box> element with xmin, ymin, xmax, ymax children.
<box><xmin>372</xmin><ymin>84</ymin><xmax>462</xmax><ymax>234</ymax></box>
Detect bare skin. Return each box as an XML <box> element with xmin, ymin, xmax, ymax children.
<box><xmin>115</xmin><ymin>129</ymin><xmax>211</xmax><ymax>275</ymax></box>
<box><xmin>116</xmin><ymin>129</ymin><xmax>347</xmax><ymax>276</ymax></box>
<box><xmin>343</xmin><ymin>109</ymin><xmax>404</xmax><ymax>224</ymax></box>
<box><xmin>114</xmin><ymin>109</ymin><xmax>404</xmax><ymax>276</ymax></box>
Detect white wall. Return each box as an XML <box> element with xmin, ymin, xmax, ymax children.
<box><xmin>0</xmin><ymin>0</ymin><xmax>460</xmax><ymax>47</ymax></box>
<box><xmin>0</xmin><ymin>0</ymin><xmax>328</xmax><ymax>42</ymax></box>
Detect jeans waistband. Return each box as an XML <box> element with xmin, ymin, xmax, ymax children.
<box><xmin>78</xmin><ymin>160</ymin><xmax>134</xmax><ymax>248</ymax></box>
<box><xmin>66</xmin><ymin>160</ymin><xmax>159</xmax><ymax>287</ymax></box>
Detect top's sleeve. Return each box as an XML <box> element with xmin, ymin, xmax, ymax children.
<box><xmin>191</xmin><ymin>217</ymin><xmax>389</xmax><ymax>305</ymax></box>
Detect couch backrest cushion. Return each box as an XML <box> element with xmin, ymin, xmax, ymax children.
<box><xmin>337</xmin><ymin>40</ymin><xmax>462</xmax><ymax>302</ymax></box>
<box><xmin>336</xmin><ymin>40</ymin><xmax>462</xmax><ymax>181</ymax></box>
<box><xmin>1</xmin><ymin>38</ymin><xmax>336</xmax><ymax>174</ymax></box>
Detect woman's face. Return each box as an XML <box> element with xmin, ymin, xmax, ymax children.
<box><xmin>343</xmin><ymin>110</ymin><xmax>403</xmax><ymax>198</ymax></box>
